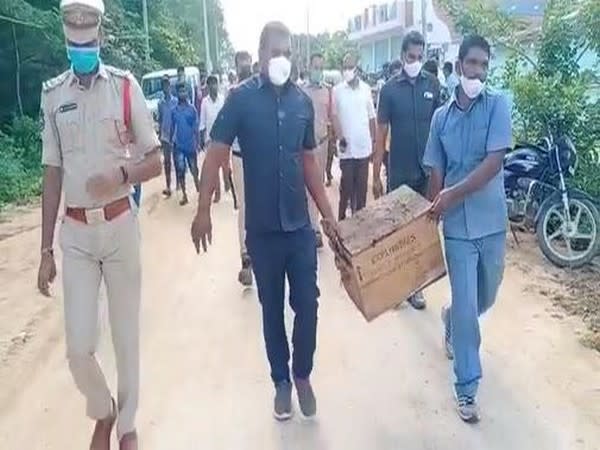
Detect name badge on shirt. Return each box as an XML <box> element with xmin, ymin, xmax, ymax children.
<box><xmin>59</xmin><ymin>102</ymin><xmax>78</xmax><ymax>113</ymax></box>
<box><xmin>424</xmin><ymin>91</ymin><xmax>434</xmax><ymax>100</ymax></box>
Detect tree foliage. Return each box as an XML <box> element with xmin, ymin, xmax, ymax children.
<box><xmin>0</xmin><ymin>0</ymin><xmax>232</xmax><ymax>123</ymax></box>
<box><xmin>439</xmin><ymin>0</ymin><xmax>600</xmax><ymax>197</ymax></box>
<box><xmin>0</xmin><ymin>0</ymin><xmax>232</xmax><ymax>206</ymax></box>
<box><xmin>291</xmin><ymin>31</ymin><xmax>358</xmax><ymax>71</ymax></box>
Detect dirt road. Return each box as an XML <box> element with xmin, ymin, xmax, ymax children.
<box><xmin>0</xmin><ymin>178</ymin><xmax>599</xmax><ymax>450</ymax></box>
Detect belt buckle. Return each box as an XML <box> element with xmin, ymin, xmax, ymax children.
<box><xmin>86</xmin><ymin>207</ymin><xmax>106</xmax><ymax>225</ymax></box>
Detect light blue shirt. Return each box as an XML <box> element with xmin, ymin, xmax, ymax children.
<box><xmin>423</xmin><ymin>89</ymin><xmax>512</xmax><ymax>240</ymax></box>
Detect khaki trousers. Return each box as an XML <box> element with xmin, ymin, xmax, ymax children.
<box><xmin>59</xmin><ymin>208</ymin><xmax>141</xmax><ymax>439</ymax></box>
<box><xmin>308</xmin><ymin>142</ymin><xmax>328</xmax><ymax>231</ymax></box>
<box><xmin>231</xmin><ymin>154</ymin><xmax>246</xmax><ymax>256</ymax></box>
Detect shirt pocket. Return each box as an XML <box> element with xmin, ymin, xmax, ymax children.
<box><xmin>55</xmin><ymin>112</ymin><xmax>82</xmax><ymax>155</ymax></box>
<box><xmin>284</xmin><ymin>112</ymin><xmax>309</xmax><ymax>152</ymax></box>
<box><xmin>464</xmin><ymin>126</ymin><xmax>489</xmax><ymax>169</ymax></box>
<box><xmin>100</xmin><ymin>113</ymin><xmax>130</xmax><ymax>156</ymax></box>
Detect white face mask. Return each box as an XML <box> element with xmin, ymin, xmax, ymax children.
<box><xmin>460</xmin><ymin>75</ymin><xmax>485</xmax><ymax>99</ymax></box>
<box><xmin>403</xmin><ymin>60</ymin><xmax>422</xmax><ymax>78</ymax></box>
<box><xmin>268</xmin><ymin>56</ymin><xmax>292</xmax><ymax>86</ymax></box>
<box><xmin>343</xmin><ymin>68</ymin><xmax>356</xmax><ymax>83</ymax></box>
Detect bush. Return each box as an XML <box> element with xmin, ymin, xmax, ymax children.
<box><xmin>0</xmin><ymin>116</ymin><xmax>42</xmax><ymax>208</ymax></box>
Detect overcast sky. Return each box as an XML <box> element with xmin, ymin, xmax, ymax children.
<box><xmin>220</xmin><ymin>0</ymin><xmax>370</xmax><ymax>57</ymax></box>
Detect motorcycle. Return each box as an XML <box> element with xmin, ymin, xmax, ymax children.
<box><xmin>504</xmin><ymin>133</ymin><xmax>600</xmax><ymax>268</ymax></box>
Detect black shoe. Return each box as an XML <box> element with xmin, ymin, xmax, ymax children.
<box><xmin>273</xmin><ymin>381</ymin><xmax>293</xmax><ymax>421</ymax></box>
<box><xmin>238</xmin><ymin>254</ymin><xmax>253</xmax><ymax>287</ymax></box>
<box><xmin>315</xmin><ymin>231</ymin><xmax>324</xmax><ymax>249</ymax></box>
<box><xmin>294</xmin><ymin>377</ymin><xmax>317</xmax><ymax>418</ymax></box>
<box><xmin>407</xmin><ymin>292</ymin><xmax>426</xmax><ymax>310</ymax></box>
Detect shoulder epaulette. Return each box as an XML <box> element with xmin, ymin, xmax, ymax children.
<box><xmin>104</xmin><ymin>65</ymin><xmax>132</xmax><ymax>79</ymax></box>
<box><xmin>42</xmin><ymin>71</ymin><xmax>70</xmax><ymax>93</ymax></box>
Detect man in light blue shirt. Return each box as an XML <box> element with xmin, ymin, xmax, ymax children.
<box><xmin>423</xmin><ymin>35</ymin><xmax>512</xmax><ymax>424</ymax></box>
<box><xmin>158</xmin><ymin>75</ymin><xmax>177</xmax><ymax>197</ymax></box>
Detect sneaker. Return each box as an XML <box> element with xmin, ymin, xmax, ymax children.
<box><xmin>456</xmin><ymin>395</ymin><xmax>480</xmax><ymax>424</ymax></box>
<box><xmin>273</xmin><ymin>381</ymin><xmax>293</xmax><ymax>421</ymax></box>
<box><xmin>294</xmin><ymin>377</ymin><xmax>317</xmax><ymax>418</ymax></box>
<box><xmin>162</xmin><ymin>188</ymin><xmax>172</xmax><ymax>198</ymax></box>
<box><xmin>407</xmin><ymin>291</ymin><xmax>426</xmax><ymax>310</ymax></box>
<box><xmin>441</xmin><ymin>305</ymin><xmax>454</xmax><ymax>360</ymax></box>
<box><xmin>238</xmin><ymin>254</ymin><xmax>253</xmax><ymax>287</ymax></box>
<box><xmin>315</xmin><ymin>231</ymin><xmax>324</xmax><ymax>249</ymax></box>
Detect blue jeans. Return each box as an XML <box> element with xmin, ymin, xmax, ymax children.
<box><xmin>444</xmin><ymin>232</ymin><xmax>506</xmax><ymax>398</ymax></box>
<box><xmin>132</xmin><ymin>184</ymin><xmax>142</xmax><ymax>207</ymax></box>
<box><xmin>174</xmin><ymin>147</ymin><xmax>199</xmax><ymax>192</ymax></box>
<box><xmin>246</xmin><ymin>228</ymin><xmax>319</xmax><ymax>384</ymax></box>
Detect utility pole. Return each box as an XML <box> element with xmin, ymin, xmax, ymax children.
<box><xmin>141</xmin><ymin>0</ymin><xmax>150</xmax><ymax>62</ymax></box>
<box><xmin>421</xmin><ymin>0</ymin><xmax>427</xmax><ymax>53</ymax></box>
<box><xmin>306</xmin><ymin>2</ymin><xmax>310</xmax><ymax>71</ymax></box>
<box><xmin>202</xmin><ymin>0</ymin><xmax>212</xmax><ymax>73</ymax></box>
<box><xmin>214</xmin><ymin>17</ymin><xmax>219</xmax><ymax>70</ymax></box>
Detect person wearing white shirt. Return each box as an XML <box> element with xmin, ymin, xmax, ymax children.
<box><xmin>200</xmin><ymin>75</ymin><xmax>229</xmax><ymax>202</ymax></box>
<box><xmin>332</xmin><ymin>53</ymin><xmax>376</xmax><ymax>220</ymax></box>
<box><xmin>199</xmin><ymin>75</ymin><xmax>225</xmax><ymax>143</ymax></box>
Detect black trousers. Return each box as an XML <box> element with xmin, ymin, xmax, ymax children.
<box><xmin>339</xmin><ymin>157</ymin><xmax>370</xmax><ymax>221</ymax></box>
<box><xmin>246</xmin><ymin>229</ymin><xmax>319</xmax><ymax>384</ymax></box>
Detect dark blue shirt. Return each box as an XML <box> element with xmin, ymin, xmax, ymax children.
<box><xmin>171</xmin><ymin>102</ymin><xmax>198</xmax><ymax>155</ymax></box>
<box><xmin>158</xmin><ymin>94</ymin><xmax>177</xmax><ymax>143</ymax></box>
<box><xmin>377</xmin><ymin>71</ymin><xmax>441</xmax><ymax>190</ymax></box>
<box><xmin>210</xmin><ymin>74</ymin><xmax>316</xmax><ymax>233</ymax></box>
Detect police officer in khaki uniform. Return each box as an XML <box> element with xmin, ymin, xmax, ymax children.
<box><xmin>303</xmin><ymin>52</ymin><xmax>332</xmax><ymax>249</ymax></box>
<box><xmin>36</xmin><ymin>1</ymin><xmax>161</xmax><ymax>448</ymax></box>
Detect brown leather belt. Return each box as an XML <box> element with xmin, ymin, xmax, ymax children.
<box><xmin>66</xmin><ymin>197</ymin><xmax>131</xmax><ymax>225</ymax></box>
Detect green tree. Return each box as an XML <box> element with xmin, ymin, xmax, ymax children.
<box><xmin>291</xmin><ymin>31</ymin><xmax>357</xmax><ymax>71</ymax></box>
<box><xmin>439</xmin><ymin>0</ymin><xmax>600</xmax><ymax>197</ymax></box>
<box><xmin>0</xmin><ymin>0</ymin><xmax>232</xmax><ymax>206</ymax></box>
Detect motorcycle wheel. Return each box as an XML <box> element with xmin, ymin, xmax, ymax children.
<box><xmin>536</xmin><ymin>196</ymin><xmax>600</xmax><ymax>268</ymax></box>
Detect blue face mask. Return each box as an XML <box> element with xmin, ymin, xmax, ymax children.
<box><xmin>67</xmin><ymin>46</ymin><xmax>100</xmax><ymax>74</ymax></box>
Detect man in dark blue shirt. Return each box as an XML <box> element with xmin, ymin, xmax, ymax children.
<box><xmin>190</xmin><ymin>21</ymin><xmax>337</xmax><ymax>422</ymax></box>
<box><xmin>171</xmin><ymin>82</ymin><xmax>199</xmax><ymax>205</ymax></box>
<box><xmin>374</xmin><ymin>31</ymin><xmax>441</xmax><ymax>310</ymax></box>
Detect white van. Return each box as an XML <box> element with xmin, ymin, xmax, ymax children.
<box><xmin>141</xmin><ymin>67</ymin><xmax>200</xmax><ymax>120</ymax></box>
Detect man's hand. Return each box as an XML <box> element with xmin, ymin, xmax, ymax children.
<box><xmin>373</xmin><ymin>176</ymin><xmax>384</xmax><ymax>200</ymax></box>
<box><xmin>37</xmin><ymin>253</ymin><xmax>57</xmax><ymax>297</ymax></box>
<box><xmin>321</xmin><ymin>217</ymin><xmax>342</xmax><ymax>252</ymax></box>
<box><xmin>191</xmin><ymin>209</ymin><xmax>212</xmax><ymax>253</ymax></box>
<box><xmin>86</xmin><ymin>168</ymin><xmax>122</xmax><ymax>199</ymax></box>
<box><xmin>429</xmin><ymin>188</ymin><xmax>458</xmax><ymax>222</ymax></box>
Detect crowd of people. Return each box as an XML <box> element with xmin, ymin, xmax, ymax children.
<box><xmin>36</xmin><ymin>0</ymin><xmax>512</xmax><ymax>448</ymax></box>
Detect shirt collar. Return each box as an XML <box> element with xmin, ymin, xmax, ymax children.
<box><xmin>396</xmin><ymin>69</ymin><xmax>427</xmax><ymax>84</ymax></box>
<box><xmin>258</xmin><ymin>72</ymin><xmax>293</xmax><ymax>90</ymax></box>
<box><xmin>449</xmin><ymin>87</ymin><xmax>487</xmax><ymax>111</ymax></box>
<box><xmin>206</xmin><ymin>93</ymin><xmax>223</xmax><ymax>103</ymax></box>
<box><xmin>68</xmin><ymin>62</ymin><xmax>108</xmax><ymax>87</ymax></box>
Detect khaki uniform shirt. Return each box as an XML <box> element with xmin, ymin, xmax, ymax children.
<box><xmin>41</xmin><ymin>64</ymin><xmax>159</xmax><ymax>208</ymax></box>
<box><xmin>303</xmin><ymin>83</ymin><xmax>330</xmax><ymax>144</ymax></box>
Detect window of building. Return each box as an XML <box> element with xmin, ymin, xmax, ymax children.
<box><xmin>406</xmin><ymin>0</ymin><xmax>414</xmax><ymax>26</ymax></box>
<box><xmin>379</xmin><ymin>4</ymin><xmax>389</xmax><ymax>23</ymax></box>
<box><xmin>374</xmin><ymin>39</ymin><xmax>389</xmax><ymax>71</ymax></box>
<box><xmin>389</xmin><ymin>1</ymin><xmax>398</xmax><ymax>20</ymax></box>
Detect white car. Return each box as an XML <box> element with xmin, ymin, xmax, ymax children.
<box><xmin>141</xmin><ymin>67</ymin><xmax>201</xmax><ymax>121</ymax></box>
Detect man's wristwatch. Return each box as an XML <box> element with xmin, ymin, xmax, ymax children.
<box><xmin>41</xmin><ymin>247</ymin><xmax>54</xmax><ymax>257</ymax></box>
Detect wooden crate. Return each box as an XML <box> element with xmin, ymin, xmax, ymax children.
<box><xmin>335</xmin><ymin>185</ymin><xmax>447</xmax><ymax>321</ymax></box>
